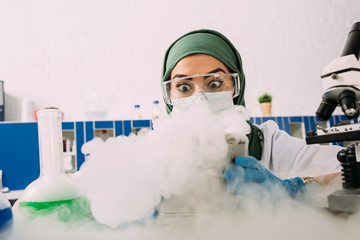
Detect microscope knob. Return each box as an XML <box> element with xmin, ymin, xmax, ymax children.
<box><xmin>345</xmin><ymin>145</ymin><xmax>357</xmax><ymax>163</ymax></box>
<box><xmin>337</xmin><ymin>149</ymin><xmax>347</xmax><ymax>163</ymax></box>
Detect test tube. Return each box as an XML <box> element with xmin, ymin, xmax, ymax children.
<box><xmin>36</xmin><ymin>108</ymin><xmax>64</xmax><ymax>177</ymax></box>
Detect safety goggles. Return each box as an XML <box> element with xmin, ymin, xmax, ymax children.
<box><xmin>162</xmin><ymin>73</ymin><xmax>240</xmax><ymax>105</ymax></box>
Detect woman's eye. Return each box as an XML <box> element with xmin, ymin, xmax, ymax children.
<box><xmin>208</xmin><ymin>80</ymin><xmax>222</xmax><ymax>89</ymax></box>
<box><xmin>176</xmin><ymin>83</ymin><xmax>191</xmax><ymax>93</ymax></box>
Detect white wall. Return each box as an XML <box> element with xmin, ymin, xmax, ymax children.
<box><xmin>0</xmin><ymin>0</ymin><xmax>359</xmax><ymax>121</ymax></box>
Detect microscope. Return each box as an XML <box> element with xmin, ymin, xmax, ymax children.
<box><xmin>306</xmin><ymin>22</ymin><xmax>360</xmax><ymax>213</ymax></box>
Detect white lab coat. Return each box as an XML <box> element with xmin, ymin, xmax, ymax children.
<box><xmin>257</xmin><ymin>120</ymin><xmax>342</xmax><ymax>179</ymax></box>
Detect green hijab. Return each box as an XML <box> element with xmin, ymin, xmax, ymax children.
<box><xmin>161</xmin><ymin>29</ymin><xmax>262</xmax><ymax>160</ymax></box>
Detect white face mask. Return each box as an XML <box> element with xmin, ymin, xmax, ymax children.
<box><xmin>171</xmin><ymin>91</ymin><xmax>234</xmax><ymax>115</ymax></box>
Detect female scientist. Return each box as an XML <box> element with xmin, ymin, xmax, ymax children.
<box><xmin>161</xmin><ymin>29</ymin><xmax>342</xmax><ymax>197</ymax></box>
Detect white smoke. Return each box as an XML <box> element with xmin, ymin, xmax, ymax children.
<box><xmin>75</xmin><ymin>101</ymin><xmax>250</xmax><ymax>227</ymax></box>
<box><xmin>8</xmin><ymin>101</ymin><xmax>360</xmax><ymax>239</ymax></box>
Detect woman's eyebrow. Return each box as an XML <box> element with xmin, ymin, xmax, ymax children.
<box><xmin>172</xmin><ymin>74</ymin><xmax>190</xmax><ymax>79</ymax></box>
<box><xmin>172</xmin><ymin>68</ymin><xmax>226</xmax><ymax>80</ymax></box>
<box><xmin>207</xmin><ymin>68</ymin><xmax>226</xmax><ymax>74</ymax></box>
<box><xmin>204</xmin><ymin>68</ymin><xmax>226</xmax><ymax>79</ymax></box>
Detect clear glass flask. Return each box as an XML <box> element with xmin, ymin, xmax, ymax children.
<box><xmin>20</xmin><ymin>108</ymin><xmax>78</xmax><ymax>203</ymax></box>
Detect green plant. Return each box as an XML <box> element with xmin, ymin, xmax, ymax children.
<box><xmin>258</xmin><ymin>93</ymin><xmax>272</xmax><ymax>103</ymax></box>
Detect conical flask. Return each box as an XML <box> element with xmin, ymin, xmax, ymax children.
<box><xmin>20</xmin><ymin>108</ymin><xmax>78</xmax><ymax>203</ymax></box>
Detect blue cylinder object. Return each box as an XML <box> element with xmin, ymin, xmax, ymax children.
<box><xmin>0</xmin><ymin>192</ymin><xmax>12</xmax><ymax>232</ymax></box>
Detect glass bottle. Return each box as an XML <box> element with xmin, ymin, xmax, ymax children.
<box><xmin>152</xmin><ymin>100</ymin><xmax>161</xmax><ymax>119</ymax></box>
<box><xmin>133</xmin><ymin>105</ymin><xmax>142</xmax><ymax>120</ymax></box>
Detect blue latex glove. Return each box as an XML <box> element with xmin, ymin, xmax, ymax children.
<box><xmin>224</xmin><ymin>156</ymin><xmax>305</xmax><ymax>198</ymax></box>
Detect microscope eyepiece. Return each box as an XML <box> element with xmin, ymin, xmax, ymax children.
<box><xmin>316</xmin><ymin>99</ymin><xmax>337</xmax><ymax>121</ymax></box>
<box><xmin>339</xmin><ymin>90</ymin><xmax>359</xmax><ymax>119</ymax></box>
<box><xmin>341</xmin><ymin>22</ymin><xmax>360</xmax><ymax>60</ymax></box>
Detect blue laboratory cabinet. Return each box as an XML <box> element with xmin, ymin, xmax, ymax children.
<box><xmin>0</xmin><ymin>116</ymin><xmax>353</xmax><ymax>191</ymax></box>
<box><xmin>0</xmin><ymin>120</ymin><xmax>152</xmax><ymax>191</ymax></box>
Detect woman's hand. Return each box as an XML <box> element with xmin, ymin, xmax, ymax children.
<box><xmin>224</xmin><ymin>156</ymin><xmax>305</xmax><ymax>198</ymax></box>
